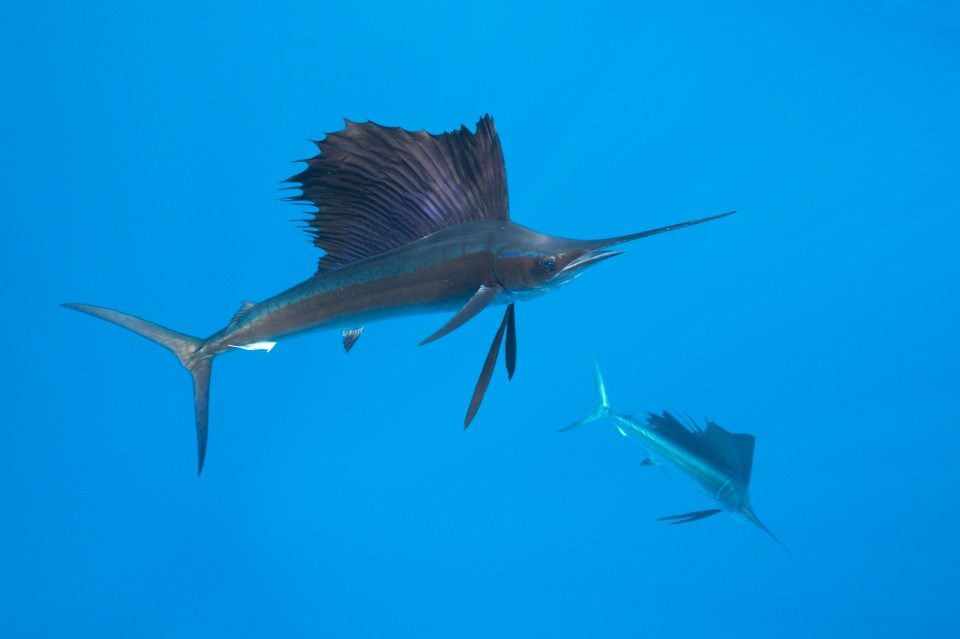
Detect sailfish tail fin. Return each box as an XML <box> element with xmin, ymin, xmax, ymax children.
<box><xmin>560</xmin><ymin>360</ymin><xmax>612</xmax><ymax>432</ymax></box>
<box><xmin>61</xmin><ymin>303</ymin><xmax>212</xmax><ymax>475</ymax></box>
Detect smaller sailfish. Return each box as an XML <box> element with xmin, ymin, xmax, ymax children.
<box><xmin>563</xmin><ymin>362</ymin><xmax>788</xmax><ymax>550</ymax></box>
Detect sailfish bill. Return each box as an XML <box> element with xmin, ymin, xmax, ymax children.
<box><xmin>63</xmin><ymin>115</ymin><xmax>733</xmax><ymax>473</ymax></box>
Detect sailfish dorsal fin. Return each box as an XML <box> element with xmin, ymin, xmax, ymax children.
<box><xmin>645</xmin><ymin>411</ymin><xmax>757</xmax><ymax>486</ymax></box>
<box><xmin>285</xmin><ymin>115</ymin><xmax>510</xmax><ymax>273</ymax></box>
<box><xmin>703</xmin><ymin>421</ymin><xmax>755</xmax><ymax>485</ymax></box>
<box><xmin>228</xmin><ymin>301</ymin><xmax>257</xmax><ymax>328</ymax></box>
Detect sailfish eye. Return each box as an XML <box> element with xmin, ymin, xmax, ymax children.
<box><xmin>538</xmin><ymin>256</ymin><xmax>558</xmax><ymax>272</ymax></box>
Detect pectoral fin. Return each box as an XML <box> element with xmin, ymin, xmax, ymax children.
<box><xmin>464</xmin><ymin>304</ymin><xmax>513</xmax><ymax>428</ymax></box>
<box><xmin>657</xmin><ymin>509</ymin><xmax>722</xmax><ymax>525</ymax></box>
<box><xmin>420</xmin><ymin>284</ymin><xmax>502</xmax><ymax>346</ymax></box>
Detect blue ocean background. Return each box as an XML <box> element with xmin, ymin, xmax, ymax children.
<box><xmin>3</xmin><ymin>1</ymin><xmax>959</xmax><ymax>636</ymax></box>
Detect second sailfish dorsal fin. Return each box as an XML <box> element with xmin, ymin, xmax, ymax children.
<box><xmin>285</xmin><ymin>115</ymin><xmax>510</xmax><ymax>273</ymax></box>
<box><xmin>645</xmin><ymin>411</ymin><xmax>757</xmax><ymax>486</ymax></box>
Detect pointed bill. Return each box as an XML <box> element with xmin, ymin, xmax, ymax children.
<box><xmin>583</xmin><ymin>211</ymin><xmax>736</xmax><ymax>252</ymax></box>
<box><xmin>741</xmin><ymin>506</ymin><xmax>791</xmax><ymax>552</ymax></box>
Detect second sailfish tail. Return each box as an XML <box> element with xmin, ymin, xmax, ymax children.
<box><xmin>560</xmin><ymin>360</ymin><xmax>612</xmax><ymax>432</ymax></box>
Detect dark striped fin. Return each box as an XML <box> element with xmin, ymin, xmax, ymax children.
<box><xmin>286</xmin><ymin>115</ymin><xmax>510</xmax><ymax>273</ymax></box>
<box><xmin>704</xmin><ymin>421</ymin><xmax>755</xmax><ymax>485</ymax></box>
<box><xmin>646</xmin><ymin>411</ymin><xmax>756</xmax><ymax>486</ymax></box>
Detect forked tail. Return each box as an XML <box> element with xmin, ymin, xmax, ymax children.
<box><xmin>560</xmin><ymin>360</ymin><xmax>612</xmax><ymax>432</ymax></box>
<box><xmin>61</xmin><ymin>303</ymin><xmax>212</xmax><ymax>475</ymax></box>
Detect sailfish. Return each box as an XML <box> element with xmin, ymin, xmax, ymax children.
<box><xmin>563</xmin><ymin>362</ymin><xmax>788</xmax><ymax>550</ymax></box>
<box><xmin>63</xmin><ymin>115</ymin><xmax>733</xmax><ymax>474</ymax></box>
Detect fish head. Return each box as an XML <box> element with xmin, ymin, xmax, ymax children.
<box><xmin>726</xmin><ymin>491</ymin><xmax>753</xmax><ymax>520</ymax></box>
<box><xmin>492</xmin><ymin>225</ymin><xmax>627</xmax><ymax>300</ymax></box>
<box><xmin>491</xmin><ymin>211</ymin><xmax>734</xmax><ymax>300</ymax></box>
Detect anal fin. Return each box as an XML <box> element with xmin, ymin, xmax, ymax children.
<box><xmin>342</xmin><ymin>328</ymin><xmax>363</xmax><ymax>353</ymax></box>
<box><xmin>228</xmin><ymin>341</ymin><xmax>276</xmax><ymax>352</ymax></box>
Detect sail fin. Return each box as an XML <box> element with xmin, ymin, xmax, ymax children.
<box><xmin>285</xmin><ymin>115</ymin><xmax>510</xmax><ymax>273</ymax></box>
<box><xmin>703</xmin><ymin>421</ymin><xmax>756</xmax><ymax>485</ymax></box>
<box><xmin>646</xmin><ymin>411</ymin><xmax>757</xmax><ymax>486</ymax></box>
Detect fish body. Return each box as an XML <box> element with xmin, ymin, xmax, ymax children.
<box><xmin>63</xmin><ymin>115</ymin><xmax>732</xmax><ymax>473</ymax></box>
<box><xmin>201</xmin><ymin>221</ymin><xmax>505</xmax><ymax>355</ymax></box>
<box><xmin>564</xmin><ymin>362</ymin><xmax>787</xmax><ymax>549</ymax></box>
<box><xmin>608</xmin><ymin>411</ymin><xmax>752</xmax><ymax>515</ymax></box>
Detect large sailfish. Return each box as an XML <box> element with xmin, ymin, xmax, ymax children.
<box><xmin>63</xmin><ymin>115</ymin><xmax>732</xmax><ymax>474</ymax></box>
<box><xmin>563</xmin><ymin>362</ymin><xmax>788</xmax><ymax>550</ymax></box>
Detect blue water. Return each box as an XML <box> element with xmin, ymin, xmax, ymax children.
<box><xmin>3</xmin><ymin>1</ymin><xmax>959</xmax><ymax>636</ymax></box>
